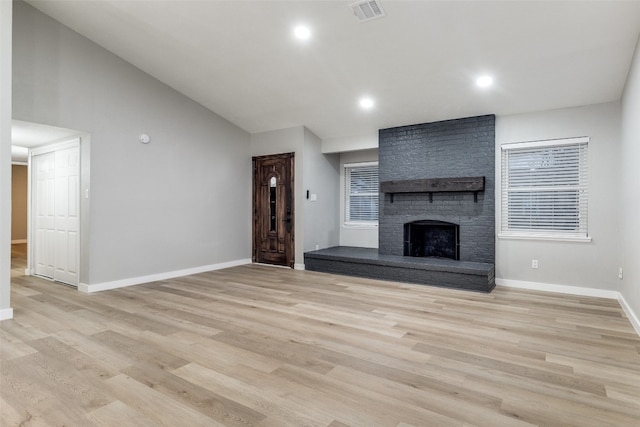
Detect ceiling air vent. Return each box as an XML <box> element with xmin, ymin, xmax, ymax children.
<box><xmin>350</xmin><ymin>0</ymin><xmax>385</xmax><ymax>23</ymax></box>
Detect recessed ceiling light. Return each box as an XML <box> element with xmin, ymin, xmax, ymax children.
<box><xmin>476</xmin><ymin>75</ymin><xmax>493</xmax><ymax>88</ymax></box>
<box><xmin>293</xmin><ymin>25</ymin><xmax>311</xmax><ymax>40</ymax></box>
<box><xmin>359</xmin><ymin>97</ymin><xmax>375</xmax><ymax>109</ymax></box>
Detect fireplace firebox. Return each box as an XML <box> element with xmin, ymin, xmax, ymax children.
<box><xmin>404</xmin><ymin>220</ymin><xmax>460</xmax><ymax>260</ymax></box>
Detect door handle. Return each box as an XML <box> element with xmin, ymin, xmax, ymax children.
<box><xmin>284</xmin><ymin>210</ymin><xmax>292</xmax><ymax>233</ymax></box>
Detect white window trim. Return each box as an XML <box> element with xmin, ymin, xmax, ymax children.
<box><xmin>503</xmin><ymin>136</ymin><xmax>589</xmax><ymax>150</ymax></box>
<box><xmin>498</xmin><ymin>233</ymin><xmax>592</xmax><ymax>243</ymax></box>
<box><xmin>342</xmin><ymin>223</ymin><xmax>379</xmax><ymax>229</ymax></box>
<box><xmin>498</xmin><ymin>136</ymin><xmax>591</xmax><ymax>242</ymax></box>
<box><xmin>344</xmin><ymin>161</ymin><xmax>379</xmax><ymax>227</ymax></box>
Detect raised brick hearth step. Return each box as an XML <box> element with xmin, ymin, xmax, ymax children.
<box><xmin>304</xmin><ymin>246</ymin><xmax>495</xmax><ymax>293</ymax></box>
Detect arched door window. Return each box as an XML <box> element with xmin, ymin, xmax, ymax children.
<box><xmin>269</xmin><ymin>176</ymin><xmax>277</xmax><ymax>232</ymax></box>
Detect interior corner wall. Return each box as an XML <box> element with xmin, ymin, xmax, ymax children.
<box><xmin>620</xmin><ymin>35</ymin><xmax>640</xmax><ymax>323</ymax></box>
<box><xmin>251</xmin><ymin>126</ymin><xmax>306</xmax><ymax>267</ymax></box>
<box><xmin>302</xmin><ymin>128</ymin><xmax>340</xmax><ymax>253</ymax></box>
<box><xmin>250</xmin><ymin>126</ymin><xmax>341</xmax><ymax>268</ymax></box>
<box><xmin>339</xmin><ymin>149</ymin><xmax>379</xmax><ymax>248</ymax></box>
<box><xmin>13</xmin><ymin>1</ymin><xmax>252</xmax><ymax>286</ymax></box>
<box><xmin>495</xmin><ymin>102</ymin><xmax>621</xmax><ymax>291</ymax></box>
<box><xmin>0</xmin><ymin>0</ymin><xmax>13</xmax><ymax>318</ymax></box>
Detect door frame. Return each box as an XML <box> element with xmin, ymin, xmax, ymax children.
<box><xmin>28</xmin><ymin>138</ymin><xmax>81</xmax><ymax>286</ymax></box>
<box><xmin>252</xmin><ymin>152</ymin><xmax>295</xmax><ymax>268</ymax></box>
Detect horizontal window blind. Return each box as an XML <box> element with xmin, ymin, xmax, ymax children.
<box><xmin>501</xmin><ymin>138</ymin><xmax>588</xmax><ymax>237</ymax></box>
<box><xmin>345</xmin><ymin>163</ymin><xmax>379</xmax><ymax>223</ymax></box>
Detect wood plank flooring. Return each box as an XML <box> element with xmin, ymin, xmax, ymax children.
<box><xmin>2</xmin><ymin>243</ymin><xmax>640</xmax><ymax>426</ymax></box>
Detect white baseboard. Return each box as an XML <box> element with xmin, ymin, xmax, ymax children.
<box><xmin>11</xmin><ymin>239</ymin><xmax>27</xmax><ymax>244</ymax></box>
<box><xmin>497</xmin><ymin>278</ymin><xmax>640</xmax><ymax>337</ymax></box>
<box><xmin>78</xmin><ymin>258</ymin><xmax>252</xmax><ymax>293</ymax></box>
<box><xmin>618</xmin><ymin>293</ymin><xmax>640</xmax><ymax>337</ymax></box>
<box><xmin>0</xmin><ymin>308</ymin><xmax>14</xmax><ymax>321</ymax></box>
<box><xmin>496</xmin><ymin>278</ymin><xmax>620</xmax><ymax>299</ymax></box>
<box><xmin>294</xmin><ymin>263</ymin><xmax>305</xmax><ymax>271</ymax></box>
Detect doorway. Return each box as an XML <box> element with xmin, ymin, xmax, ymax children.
<box><xmin>11</xmin><ymin>120</ymin><xmax>88</xmax><ymax>289</ymax></box>
<box><xmin>253</xmin><ymin>153</ymin><xmax>295</xmax><ymax>268</ymax></box>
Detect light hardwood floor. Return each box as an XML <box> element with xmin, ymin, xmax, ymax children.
<box><xmin>2</xmin><ymin>244</ymin><xmax>639</xmax><ymax>426</ymax></box>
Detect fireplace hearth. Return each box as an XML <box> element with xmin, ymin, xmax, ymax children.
<box><xmin>404</xmin><ymin>220</ymin><xmax>459</xmax><ymax>260</ymax></box>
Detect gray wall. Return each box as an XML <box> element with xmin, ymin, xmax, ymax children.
<box><xmin>495</xmin><ymin>102</ymin><xmax>621</xmax><ymax>291</ymax></box>
<box><xmin>322</xmin><ymin>132</ymin><xmax>378</xmax><ymax>154</ymax></box>
<box><xmin>303</xmin><ymin>127</ymin><xmax>340</xmax><ymax>253</ymax></box>
<box><xmin>620</xmin><ymin>37</ymin><xmax>640</xmax><ymax>323</ymax></box>
<box><xmin>13</xmin><ymin>1</ymin><xmax>252</xmax><ymax>286</ymax></box>
<box><xmin>378</xmin><ymin>116</ymin><xmax>496</xmax><ymax>264</ymax></box>
<box><xmin>0</xmin><ymin>0</ymin><xmax>12</xmax><ymax>317</ymax></box>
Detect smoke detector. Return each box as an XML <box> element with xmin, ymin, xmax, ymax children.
<box><xmin>350</xmin><ymin>0</ymin><xmax>385</xmax><ymax>23</ymax></box>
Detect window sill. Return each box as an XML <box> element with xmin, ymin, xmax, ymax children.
<box><xmin>343</xmin><ymin>223</ymin><xmax>378</xmax><ymax>230</ymax></box>
<box><xmin>498</xmin><ymin>233</ymin><xmax>592</xmax><ymax>243</ymax></box>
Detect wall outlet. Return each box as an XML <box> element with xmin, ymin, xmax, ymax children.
<box><xmin>531</xmin><ymin>259</ymin><xmax>539</xmax><ymax>269</ymax></box>
<box><xmin>619</xmin><ymin>267</ymin><xmax>623</xmax><ymax>279</ymax></box>
<box><xmin>315</xmin><ymin>244</ymin><xmax>320</xmax><ymax>250</ymax></box>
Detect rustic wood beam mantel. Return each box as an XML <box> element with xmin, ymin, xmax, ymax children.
<box><xmin>380</xmin><ymin>176</ymin><xmax>485</xmax><ymax>203</ymax></box>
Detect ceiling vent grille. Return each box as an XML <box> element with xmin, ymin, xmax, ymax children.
<box><xmin>350</xmin><ymin>0</ymin><xmax>385</xmax><ymax>23</ymax></box>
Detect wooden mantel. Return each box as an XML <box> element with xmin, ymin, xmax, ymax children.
<box><xmin>380</xmin><ymin>176</ymin><xmax>485</xmax><ymax>203</ymax></box>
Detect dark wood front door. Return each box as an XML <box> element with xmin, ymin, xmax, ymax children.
<box><xmin>253</xmin><ymin>153</ymin><xmax>294</xmax><ymax>268</ymax></box>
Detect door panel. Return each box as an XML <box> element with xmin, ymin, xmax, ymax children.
<box><xmin>253</xmin><ymin>153</ymin><xmax>294</xmax><ymax>267</ymax></box>
<box><xmin>33</xmin><ymin>152</ymin><xmax>55</xmax><ymax>278</ymax></box>
<box><xmin>53</xmin><ymin>147</ymin><xmax>80</xmax><ymax>285</ymax></box>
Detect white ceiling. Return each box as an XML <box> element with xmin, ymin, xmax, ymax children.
<box><xmin>24</xmin><ymin>0</ymin><xmax>640</xmax><ymax>141</ymax></box>
<box><xmin>11</xmin><ymin>120</ymin><xmax>82</xmax><ymax>163</ymax></box>
<box><xmin>12</xmin><ymin>120</ymin><xmax>82</xmax><ymax>149</ymax></box>
<box><xmin>11</xmin><ymin>120</ymin><xmax>83</xmax><ymax>162</ymax></box>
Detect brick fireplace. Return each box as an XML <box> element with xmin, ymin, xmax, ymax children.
<box><xmin>379</xmin><ymin>115</ymin><xmax>495</xmax><ymax>265</ymax></box>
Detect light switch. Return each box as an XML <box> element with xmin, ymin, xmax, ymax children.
<box><xmin>310</xmin><ymin>194</ymin><xmax>317</xmax><ymax>201</ymax></box>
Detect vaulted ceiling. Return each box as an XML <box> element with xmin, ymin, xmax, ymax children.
<box><xmin>25</xmin><ymin>0</ymin><xmax>640</xmax><ymax>140</ymax></box>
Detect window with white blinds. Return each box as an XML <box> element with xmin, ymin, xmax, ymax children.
<box><xmin>500</xmin><ymin>137</ymin><xmax>589</xmax><ymax>239</ymax></box>
<box><xmin>345</xmin><ymin>162</ymin><xmax>379</xmax><ymax>224</ymax></box>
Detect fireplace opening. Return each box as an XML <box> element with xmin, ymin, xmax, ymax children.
<box><xmin>404</xmin><ymin>220</ymin><xmax>460</xmax><ymax>260</ymax></box>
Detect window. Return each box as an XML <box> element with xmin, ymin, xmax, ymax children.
<box><xmin>345</xmin><ymin>162</ymin><xmax>379</xmax><ymax>225</ymax></box>
<box><xmin>500</xmin><ymin>137</ymin><xmax>589</xmax><ymax>240</ymax></box>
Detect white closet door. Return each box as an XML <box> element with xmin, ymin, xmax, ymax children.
<box><xmin>33</xmin><ymin>152</ymin><xmax>56</xmax><ymax>278</ymax></box>
<box><xmin>53</xmin><ymin>146</ymin><xmax>80</xmax><ymax>285</ymax></box>
<box><xmin>32</xmin><ymin>143</ymin><xmax>80</xmax><ymax>286</ymax></box>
